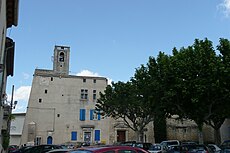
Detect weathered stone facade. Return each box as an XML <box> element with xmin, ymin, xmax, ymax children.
<box><xmin>166</xmin><ymin>116</ymin><xmax>215</xmax><ymax>143</ymax></box>
<box><xmin>20</xmin><ymin>46</ymin><xmax>155</xmax><ymax>146</ymax></box>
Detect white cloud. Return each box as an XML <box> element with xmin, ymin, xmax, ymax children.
<box><xmin>107</xmin><ymin>78</ymin><xmax>112</xmax><ymax>85</ymax></box>
<box><xmin>22</xmin><ymin>72</ymin><xmax>30</xmax><ymax>80</ymax></box>
<box><xmin>8</xmin><ymin>86</ymin><xmax>31</xmax><ymax>102</ymax></box>
<box><xmin>76</xmin><ymin>70</ymin><xmax>100</xmax><ymax>77</ymax></box>
<box><xmin>7</xmin><ymin>86</ymin><xmax>31</xmax><ymax>113</ymax></box>
<box><xmin>12</xmin><ymin>105</ymin><xmax>27</xmax><ymax>113</ymax></box>
<box><xmin>218</xmin><ymin>0</ymin><xmax>230</xmax><ymax>17</ymax></box>
<box><xmin>77</xmin><ymin>69</ymin><xmax>112</xmax><ymax>85</ymax></box>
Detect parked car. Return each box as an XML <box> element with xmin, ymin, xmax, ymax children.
<box><xmin>120</xmin><ymin>141</ymin><xmax>152</xmax><ymax>151</ymax></box>
<box><xmin>11</xmin><ymin>146</ymin><xmax>32</xmax><ymax>153</ymax></box>
<box><xmin>220</xmin><ymin>141</ymin><xmax>230</xmax><ymax>153</ymax></box>
<box><xmin>8</xmin><ymin>145</ymin><xmax>19</xmax><ymax>153</ymax></box>
<box><xmin>208</xmin><ymin>144</ymin><xmax>221</xmax><ymax>153</ymax></box>
<box><xmin>181</xmin><ymin>144</ymin><xmax>213</xmax><ymax>153</ymax></box>
<box><xmin>120</xmin><ymin>141</ymin><xmax>137</xmax><ymax>146</ymax></box>
<box><xmin>220</xmin><ymin>146</ymin><xmax>230</xmax><ymax>153</ymax></box>
<box><xmin>221</xmin><ymin>140</ymin><xmax>230</xmax><ymax>148</ymax></box>
<box><xmin>148</xmin><ymin>143</ymin><xmax>167</xmax><ymax>153</ymax></box>
<box><xmin>166</xmin><ymin>145</ymin><xmax>181</xmax><ymax>153</ymax></box>
<box><xmin>23</xmin><ymin>144</ymin><xmax>63</xmax><ymax>153</ymax></box>
<box><xmin>133</xmin><ymin>142</ymin><xmax>153</xmax><ymax>150</ymax></box>
<box><xmin>46</xmin><ymin>149</ymin><xmax>73</xmax><ymax>153</ymax></box>
<box><xmin>181</xmin><ymin>141</ymin><xmax>198</xmax><ymax>145</ymax></box>
<box><xmin>160</xmin><ymin>140</ymin><xmax>180</xmax><ymax>150</ymax></box>
<box><xmin>164</xmin><ymin>144</ymin><xmax>213</xmax><ymax>153</ymax></box>
<box><xmin>68</xmin><ymin>145</ymin><xmax>149</xmax><ymax>153</ymax></box>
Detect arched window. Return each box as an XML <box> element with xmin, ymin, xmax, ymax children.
<box><xmin>59</xmin><ymin>52</ymin><xmax>64</xmax><ymax>62</ymax></box>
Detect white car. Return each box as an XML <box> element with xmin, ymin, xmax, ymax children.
<box><xmin>208</xmin><ymin>144</ymin><xmax>221</xmax><ymax>153</ymax></box>
<box><xmin>148</xmin><ymin>144</ymin><xmax>167</xmax><ymax>153</ymax></box>
<box><xmin>160</xmin><ymin>140</ymin><xmax>180</xmax><ymax>149</ymax></box>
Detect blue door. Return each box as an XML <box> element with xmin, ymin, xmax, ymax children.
<box><xmin>47</xmin><ymin>136</ymin><xmax>53</xmax><ymax>144</ymax></box>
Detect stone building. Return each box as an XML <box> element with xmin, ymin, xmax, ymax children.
<box><xmin>166</xmin><ymin>116</ymin><xmax>215</xmax><ymax>143</ymax></box>
<box><xmin>20</xmin><ymin>46</ymin><xmax>155</xmax><ymax>146</ymax></box>
<box><xmin>166</xmin><ymin>116</ymin><xmax>230</xmax><ymax>144</ymax></box>
<box><xmin>9</xmin><ymin>113</ymin><xmax>26</xmax><ymax>146</ymax></box>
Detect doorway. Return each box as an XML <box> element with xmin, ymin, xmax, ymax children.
<box><xmin>47</xmin><ymin>136</ymin><xmax>53</xmax><ymax>144</ymax></box>
<box><xmin>117</xmin><ymin>130</ymin><xmax>126</xmax><ymax>142</ymax></box>
<box><xmin>84</xmin><ymin>131</ymin><xmax>91</xmax><ymax>142</ymax></box>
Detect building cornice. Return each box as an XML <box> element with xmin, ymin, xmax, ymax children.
<box><xmin>7</xmin><ymin>0</ymin><xmax>19</xmax><ymax>28</ymax></box>
<box><xmin>34</xmin><ymin>69</ymin><xmax>108</xmax><ymax>81</ymax></box>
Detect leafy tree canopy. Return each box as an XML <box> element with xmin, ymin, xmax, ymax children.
<box><xmin>96</xmin><ymin>38</ymin><xmax>230</xmax><ymax>144</ymax></box>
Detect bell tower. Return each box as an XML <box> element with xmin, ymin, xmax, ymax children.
<box><xmin>53</xmin><ymin>45</ymin><xmax>70</xmax><ymax>75</ymax></box>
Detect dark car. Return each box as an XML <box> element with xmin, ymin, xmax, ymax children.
<box><xmin>220</xmin><ymin>146</ymin><xmax>230</xmax><ymax>153</ymax></box>
<box><xmin>11</xmin><ymin>146</ymin><xmax>32</xmax><ymax>153</ymax></box>
<box><xmin>133</xmin><ymin>142</ymin><xmax>153</xmax><ymax>150</ymax></box>
<box><xmin>8</xmin><ymin>145</ymin><xmax>18</xmax><ymax>153</ymax></box>
<box><xmin>181</xmin><ymin>144</ymin><xmax>213</xmax><ymax>153</ymax></box>
<box><xmin>165</xmin><ymin>144</ymin><xmax>213</xmax><ymax>153</ymax></box>
<box><xmin>68</xmin><ymin>145</ymin><xmax>149</xmax><ymax>153</ymax></box>
<box><xmin>166</xmin><ymin>145</ymin><xmax>181</xmax><ymax>153</ymax></box>
<box><xmin>220</xmin><ymin>140</ymin><xmax>230</xmax><ymax>153</ymax></box>
<box><xmin>24</xmin><ymin>144</ymin><xmax>62</xmax><ymax>153</ymax></box>
<box><xmin>221</xmin><ymin>140</ymin><xmax>230</xmax><ymax>148</ymax></box>
<box><xmin>120</xmin><ymin>141</ymin><xmax>137</xmax><ymax>146</ymax></box>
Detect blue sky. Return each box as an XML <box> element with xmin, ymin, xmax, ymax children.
<box><xmin>6</xmin><ymin>0</ymin><xmax>230</xmax><ymax>113</ymax></box>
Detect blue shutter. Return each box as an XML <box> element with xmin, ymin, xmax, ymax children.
<box><xmin>98</xmin><ymin>113</ymin><xmax>101</xmax><ymax>120</ymax></box>
<box><xmin>80</xmin><ymin>109</ymin><xmax>86</xmax><ymax>121</ymax></box>
<box><xmin>94</xmin><ymin>130</ymin><xmax>100</xmax><ymax>141</ymax></box>
<box><xmin>71</xmin><ymin>131</ymin><xmax>77</xmax><ymax>141</ymax></box>
<box><xmin>90</xmin><ymin>109</ymin><xmax>94</xmax><ymax>120</ymax></box>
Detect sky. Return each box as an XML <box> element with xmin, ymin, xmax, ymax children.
<box><xmin>5</xmin><ymin>0</ymin><xmax>230</xmax><ymax>113</ymax></box>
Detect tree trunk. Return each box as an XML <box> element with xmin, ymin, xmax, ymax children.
<box><xmin>139</xmin><ymin>131</ymin><xmax>144</xmax><ymax>142</ymax></box>
<box><xmin>135</xmin><ymin>131</ymin><xmax>139</xmax><ymax>142</ymax></box>
<box><xmin>154</xmin><ymin>116</ymin><xmax>167</xmax><ymax>143</ymax></box>
<box><xmin>198</xmin><ymin>129</ymin><xmax>204</xmax><ymax>144</ymax></box>
<box><xmin>135</xmin><ymin>131</ymin><xmax>144</xmax><ymax>142</ymax></box>
<box><xmin>214</xmin><ymin>128</ymin><xmax>221</xmax><ymax>145</ymax></box>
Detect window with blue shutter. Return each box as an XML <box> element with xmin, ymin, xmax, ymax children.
<box><xmin>94</xmin><ymin>130</ymin><xmax>100</xmax><ymax>141</ymax></box>
<box><xmin>90</xmin><ymin>109</ymin><xmax>101</xmax><ymax>120</ymax></box>
<box><xmin>71</xmin><ymin>131</ymin><xmax>77</xmax><ymax>141</ymax></box>
<box><xmin>80</xmin><ymin>109</ymin><xmax>86</xmax><ymax>121</ymax></box>
<box><xmin>90</xmin><ymin>109</ymin><xmax>94</xmax><ymax>120</ymax></box>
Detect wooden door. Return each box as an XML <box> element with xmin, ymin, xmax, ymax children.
<box><xmin>117</xmin><ymin>130</ymin><xmax>126</xmax><ymax>142</ymax></box>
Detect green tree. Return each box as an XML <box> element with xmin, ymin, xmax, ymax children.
<box><xmin>96</xmin><ymin>54</ymin><xmax>171</xmax><ymax>142</ymax></box>
<box><xmin>131</xmin><ymin>56</ymin><xmax>168</xmax><ymax>142</ymax></box>
<box><xmin>205</xmin><ymin>38</ymin><xmax>230</xmax><ymax>144</ymax></box>
<box><xmin>96</xmin><ymin>38</ymin><xmax>230</xmax><ymax>144</ymax></box>
<box><xmin>146</xmin><ymin>53</ymin><xmax>172</xmax><ymax>142</ymax></box>
<box><xmin>163</xmin><ymin>38</ymin><xmax>230</xmax><ymax>144</ymax></box>
<box><xmin>96</xmin><ymin>79</ymin><xmax>155</xmax><ymax>142</ymax></box>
